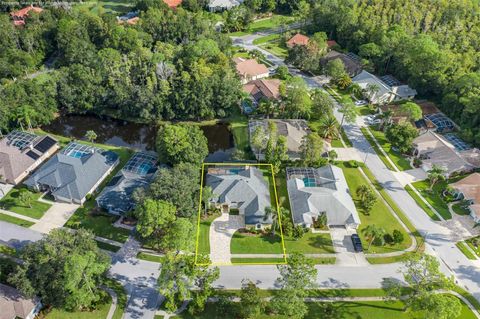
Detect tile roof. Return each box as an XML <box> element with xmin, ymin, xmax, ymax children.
<box><xmin>10</xmin><ymin>5</ymin><xmax>43</xmax><ymax>18</ymax></box>
<box><xmin>287</xmin><ymin>33</ymin><xmax>310</xmax><ymax>47</ymax></box>
<box><xmin>452</xmin><ymin>173</ymin><xmax>480</xmax><ymax>217</ymax></box>
<box><xmin>0</xmin><ymin>283</ymin><xmax>39</xmax><ymax>319</ymax></box>
<box><xmin>243</xmin><ymin>78</ymin><xmax>281</xmax><ymax>101</ymax></box>
<box><xmin>206</xmin><ymin>166</ymin><xmax>271</xmax><ymax>225</ymax></box>
<box><xmin>234</xmin><ymin>58</ymin><xmax>269</xmax><ymax>78</ymax></box>
<box><xmin>164</xmin><ymin>0</ymin><xmax>183</xmax><ymax>8</ymax></box>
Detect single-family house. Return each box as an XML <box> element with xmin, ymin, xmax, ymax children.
<box><xmin>234</xmin><ymin>57</ymin><xmax>269</xmax><ymax>84</ymax></box>
<box><xmin>286</xmin><ymin>33</ymin><xmax>310</xmax><ymax>48</ymax></box>
<box><xmin>321</xmin><ymin>50</ymin><xmax>363</xmax><ymax>77</ymax></box>
<box><xmin>0</xmin><ymin>283</ymin><xmax>42</xmax><ymax>319</ymax></box>
<box><xmin>164</xmin><ymin>0</ymin><xmax>183</xmax><ymax>8</ymax></box>
<box><xmin>24</xmin><ymin>142</ymin><xmax>119</xmax><ymax>204</ymax></box>
<box><xmin>243</xmin><ymin>78</ymin><xmax>281</xmax><ymax>112</ymax></box>
<box><xmin>96</xmin><ymin>152</ymin><xmax>158</xmax><ymax>215</ymax></box>
<box><xmin>352</xmin><ymin>71</ymin><xmax>417</xmax><ymax>104</ymax></box>
<box><xmin>451</xmin><ymin>173</ymin><xmax>480</xmax><ymax>222</ymax></box>
<box><xmin>117</xmin><ymin>11</ymin><xmax>139</xmax><ymax>25</ymax></box>
<box><xmin>0</xmin><ymin>131</ymin><xmax>59</xmax><ymax>185</ymax></box>
<box><xmin>249</xmin><ymin>120</ymin><xmax>314</xmax><ymax>160</ymax></box>
<box><xmin>206</xmin><ymin>166</ymin><xmax>271</xmax><ymax>228</ymax></box>
<box><xmin>10</xmin><ymin>5</ymin><xmax>43</xmax><ymax>26</ymax></box>
<box><xmin>208</xmin><ymin>0</ymin><xmax>243</xmax><ymax>11</ymax></box>
<box><xmin>412</xmin><ymin>130</ymin><xmax>479</xmax><ymax>176</ymax></box>
<box><xmin>286</xmin><ymin>165</ymin><xmax>360</xmax><ymax>229</ymax></box>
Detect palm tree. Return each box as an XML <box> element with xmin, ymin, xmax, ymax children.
<box><xmin>264</xmin><ymin>206</ymin><xmax>278</xmax><ymax>236</ymax></box>
<box><xmin>379</xmin><ymin>110</ymin><xmax>393</xmax><ymax>131</ymax></box>
<box><xmin>202</xmin><ymin>186</ymin><xmax>215</xmax><ymax>216</ymax></box>
<box><xmin>85</xmin><ymin>130</ymin><xmax>98</xmax><ymax>143</ymax></box>
<box><xmin>258</xmin><ymin>99</ymin><xmax>275</xmax><ymax>119</ymax></box>
<box><xmin>339</xmin><ymin>101</ymin><xmax>357</xmax><ymax>126</ymax></box>
<box><xmin>361</xmin><ymin>225</ymin><xmax>385</xmax><ymax>250</ymax></box>
<box><xmin>319</xmin><ymin>116</ymin><xmax>339</xmax><ymax>139</ymax></box>
<box><xmin>365</xmin><ymin>83</ymin><xmax>380</xmax><ymax>103</ymax></box>
<box><xmin>427</xmin><ymin>165</ymin><xmax>447</xmax><ymax>191</ymax></box>
<box><xmin>348</xmin><ymin>83</ymin><xmax>363</xmax><ymax>99</ymax></box>
<box><xmin>336</xmin><ymin>73</ymin><xmax>352</xmax><ymax>90</ymax></box>
<box><xmin>356</xmin><ymin>185</ymin><xmax>370</xmax><ymax>202</ymax></box>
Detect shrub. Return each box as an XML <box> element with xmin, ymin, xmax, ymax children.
<box><xmin>348</xmin><ymin>160</ymin><xmax>359</xmax><ymax>168</ymax></box>
<box><xmin>392</xmin><ymin>229</ymin><xmax>404</xmax><ymax>244</ymax></box>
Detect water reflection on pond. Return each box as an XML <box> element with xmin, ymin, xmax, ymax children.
<box><xmin>43</xmin><ymin>115</ymin><xmax>235</xmax><ymax>161</ymax></box>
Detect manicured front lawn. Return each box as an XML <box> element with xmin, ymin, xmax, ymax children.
<box><xmin>259</xmin><ymin>40</ymin><xmax>288</xmax><ymax>58</ymax></box>
<box><xmin>465</xmin><ymin>237</ymin><xmax>480</xmax><ymax>258</ymax></box>
<box><xmin>0</xmin><ymin>212</ymin><xmax>34</xmax><ymax>227</ymax></box>
<box><xmin>339</xmin><ymin>163</ymin><xmax>411</xmax><ymax>254</ymax></box>
<box><xmin>284</xmin><ymin>232</ymin><xmax>334</xmax><ymax>254</ymax></box>
<box><xmin>137</xmin><ymin>252</ymin><xmax>165</xmax><ymax>263</ymax></box>
<box><xmin>230</xmin><ymin>231</ymin><xmax>284</xmax><ymax>254</ymax></box>
<box><xmin>45</xmin><ymin>291</ymin><xmax>111</xmax><ymax>319</ymax></box>
<box><xmin>172</xmin><ymin>297</ymin><xmax>476</xmax><ymax>319</ymax></box>
<box><xmin>66</xmin><ymin>200</ymin><xmax>131</xmax><ymax>243</ymax></box>
<box><xmin>96</xmin><ymin>240</ymin><xmax>121</xmax><ymax>252</ymax></box>
<box><xmin>253</xmin><ymin>33</ymin><xmax>282</xmax><ymax>45</ymax></box>
<box><xmin>196</xmin><ymin>212</ymin><xmax>220</xmax><ymax>255</ymax></box>
<box><xmin>0</xmin><ymin>187</ymin><xmax>51</xmax><ymax>219</ymax></box>
<box><xmin>405</xmin><ymin>185</ymin><xmax>440</xmax><ymax>221</ymax></box>
<box><xmin>456</xmin><ymin>242</ymin><xmax>477</xmax><ymax>260</ymax></box>
<box><xmin>411</xmin><ymin>180</ymin><xmax>451</xmax><ymax>219</ymax></box>
<box><xmin>360</xmin><ymin>127</ymin><xmax>396</xmax><ymax>171</ymax></box>
<box><xmin>368</xmin><ymin>127</ymin><xmax>412</xmax><ymax>171</ymax></box>
<box><xmin>231</xmin><ymin>257</ymin><xmax>285</xmax><ymax>264</ymax></box>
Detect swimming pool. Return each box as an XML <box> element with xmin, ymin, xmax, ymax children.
<box><xmin>303</xmin><ymin>177</ymin><xmax>317</xmax><ymax>187</ymax></box>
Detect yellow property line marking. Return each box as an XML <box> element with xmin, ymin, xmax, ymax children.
<box><xmin>195</xmin><ymin>163</ymin><xmax>288</xmax><ymax>266</ymax></box>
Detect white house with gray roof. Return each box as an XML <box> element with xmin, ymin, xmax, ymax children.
<box><xmin>24</xmin><ymin>142</ymin><xmax>119</xmax><ymax>204</ymax></box>
<box><xmin>286</xmin><ymin>165</ymin><xmax>360</xmax><ymax>229</ymax></box>
<box><xmin>206</xmin><ymin>166</ymin><xmax>271</xmax><ymax>227</ymax></box>
<box><xmin>208</xmin><ymin>0</ymin><xmax>243</xmax><ymax>11</ymax></box>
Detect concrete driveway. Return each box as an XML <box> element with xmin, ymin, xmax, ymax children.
<box><xmin>330</xmin><ymin>227</ymin><xmax>368</xmax><ymax>266</ymax></box>
<box><xmin>210</xmin><ymin>213</ymin><xmax>245</xmax><ymax>265</ymax></box>
<box><xmin>30</xmin><ymin>201</ymin><xmax>79</xmax><ymax>234</ymax></box>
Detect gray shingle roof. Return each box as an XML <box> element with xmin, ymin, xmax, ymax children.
<box><xmin>24</xmin><ymin>143</ymin><xmax>118</xmax><ymax>202</ymax></box>
<box><xmin>206</xmin><ymin>167</ymin><xmax>271</xmax><ymax>225</ymax></box>
<box><xmin>286</xmin><ymin>165</ymin><xmax>360</xmax><ymax>227</ymax></box>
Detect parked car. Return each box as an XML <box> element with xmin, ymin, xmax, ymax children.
<box><xmin>355</xmin><ymin>100</ymin><xmax>368</xmax><ymax>106</ymax></box>
<box><xmin>351</xmin><ymin>234</ymin><xmax>363</xmax><ymax>252</ymax></box>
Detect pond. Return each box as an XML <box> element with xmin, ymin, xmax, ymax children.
<box><xmin>43</xmin><ymin>115</ymin><xmax>235</xmax><ymax>161</ymax></box>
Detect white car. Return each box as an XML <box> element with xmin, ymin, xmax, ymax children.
<box><xmin>355</xmin><ymin>100</ymin><xmax>368</xmax><ymax>106</ymax></box>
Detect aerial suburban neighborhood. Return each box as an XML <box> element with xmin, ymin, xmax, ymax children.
<box><xmin>0</xmin><ymin>0</ymin><xmax>480</xmax><ymax>319</ymax></box>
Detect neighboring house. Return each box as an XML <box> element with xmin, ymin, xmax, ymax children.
<box><xmin>117</xmin><ymin>11</ymin><xmax>139</xmax><ymax>25</ymax></box>
<box><xmin>249</xmin><ymin>119</ymin><xmax>312</xmax><ymax>161</ymax></box>
<box><xmin>243</xmin><ymin>78</ymin><xmax>281</xmax><ymax>112</ymax></box>
<box><xmin>286</xmin><ymin>165</ymin><xmax>360</xmax><ymax>229</ymax></box>
<box><xmin>96</xmin><ymin>152</ymin><xmax>158</xmax><ymax>215</ymax></box>
<box><xmin>234</xmin><ymin>58</ymin><xmax>269</xmax><ymax>84</ymax></box>
<box><xmin>163</xmin><ymin>0</ymin><xmax>183</xmax><ymax>8</ymax></box>
<box><xmin>412</xmin><ymin>130</ymin><xmax>479</xmax><ymax>177</ymax></box>
<box><xmin>451</xmin><ymin>173</ymin><xmax>480</xmax><ymax>223</ymax></box>
<box><xmin>10</xmin><ymin>5</ymin><xmax>43</xmax><ymax>26</ymax></box>
<box><xmin>321</xmin><ymin>50</ymin><xmax>362</xmax><ymax>77</ymax></box>
<box><xmin>286</xmin><ymin>33</ymin><xmax>310</xmax><ymax>48</ymax></box>
<box><xmin>0</xmin><ymin>131</ymin><xmax>59</xmax><ymax>185</ymax></box>
<box><xmin>0</xmin><ymin>283</ymin><xmax>42</xmax><ymax>319</ymax></box>
<box><xmin>24</xmin><ymin>142</ymin><xmax>119</xmax><ymax>205</ymax></box>
<box><xmin>352</xmin><ymin>71</ymin><xmax>417</xmax><ymax>104</ymax></box>
<box><xmin>208</xmin><ymin>0</ymin><xmax>243</xmax><ymax>11</ymax></box>
<box><xmin>206</xmin><ymin>166</ymin><xmax>271</xmax><ymax>228</ymax></box>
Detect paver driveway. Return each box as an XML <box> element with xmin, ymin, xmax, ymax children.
<box><xmin>209</xmin><ymin>212</ymin><xmax>245</xmax><ymax>265</ymax></box>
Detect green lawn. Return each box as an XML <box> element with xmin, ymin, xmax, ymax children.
<box><xmin>453</xmin><ymin>201</ymin><xmax>471</xmax><ymax>216</ymax></box>
<box><xmin>339</xmin><ymin>163</ymin><xmax>411</xmax><ymax>254</ymax></box>
<box><xmin>248</xmin><ymin>15</ymin><xmax>296</xmax><ymax>33</ymax></box>
<box><xmin>0</xmin><ymin>187</ymin><xmax>51</xmax><ymax>219</ymax></box>
<box><xmin>368</xmin><ymin>127</ymin><xmax>412</xmax><ymax>171</ymax></box>
<box><xmin>196</xmin><ymin>212</ymin><xmax>221</xmax><ymax>255</ymax></box>
<box><xmin>360</xmin><ymin>127</ymin><xmax>396</xmax><ymax>171</ymax></box>
<box><xmin>340</xmin><ymin>127</ymin><xmax>353</xmax><ymax>147</ymax></box>
<box><xmin>259</xmin><ymin>40</ymin><xmax>288</xmax><ymax>58</ymax></box>
<box><xmin>231</xmin><ymin>257</ymin><xmax>285</xmax><ymax>264</ymax></box>
<box><xmin>230</xmin><ymin>231</ymin><xmax>284</xmax><ymax>254</ymax></box>
<box><xmin>137</xmin><ymin>252</ymin><xmax>165</xmax><ymax>263</ymax></box>
<box><xmin>96</xmin><ymin>240</ymin><xmax>121</xmax><ymax>253</ymax></box>
<box><xmin>456</xmin><ymin>242</ymin><xmax>477</xmax><ymax>260</ymax></box>
<box><xmin>253</xmin><ymin>33</ymin><xmax>282</xmax><ymax>45</ymax></box>
<box><xmin>228</xmin><ymin>112</ymin><xmax>255</xmax><ymax>159</ymax></box>
<box><xmin>465</xmin><ymin>237</ymin><xmax>480</xmax><ymax>258</ymax></box>
<box><xmin>103</xmin><ymin>278</ymin><xmax>127</xmax><ymax>319</ymax></box>
<box><xmin>74</xmin><ymin>0</ymin><xmax>134</xmax><ymax>15</ymax></box>
<box><xmin>172</xmin><ymin>297</ymin><xmax>476</xmax><ymax>319</ymax></box>
<box><xmin>411</xmin><ymin>180</ymin><xmax>452</xmax><ymax>219</ymax></box>
<box><xmin>405</xmin><ymin>185</ymin><xmax>440</xmax><ymax>221</ymax></box>
<box><xmin>45</xmin><ymin>290</ymin><xmax>111</xmax><ymax>319</ymax></box>
<box><xmin>284</xmin><ymin>232</ymin><xmax>334</xmax><ymax>254</ymax></box>
<box><xmin>0</xmin><ymin>212</ymin><xmax>34</xmax><ymax>227</ymax></box>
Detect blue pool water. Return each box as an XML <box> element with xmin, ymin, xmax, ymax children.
<box><xmin>68</xmin><ymin>150</ymin><xmax>87</xmax><ymax>158</ymax></box>
<box><xmin>229</xmin><ymin>169</ymin><xmax>242</xmax><ymax>175</ymax></box>
<box><xmin>303</xmin><ymin>178</ymin><xmax>316</xmax><ymax>187</ymax></box>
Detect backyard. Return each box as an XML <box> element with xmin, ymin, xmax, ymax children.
<box><xmin>0</xmin><ymin>187</ymin><xmax>51</xmax><ymax>219</ymax></box>
<box><xmin>339</xmin><ymin>162</ymin><xmax>412</xmax><ymax>254</ymax></box>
